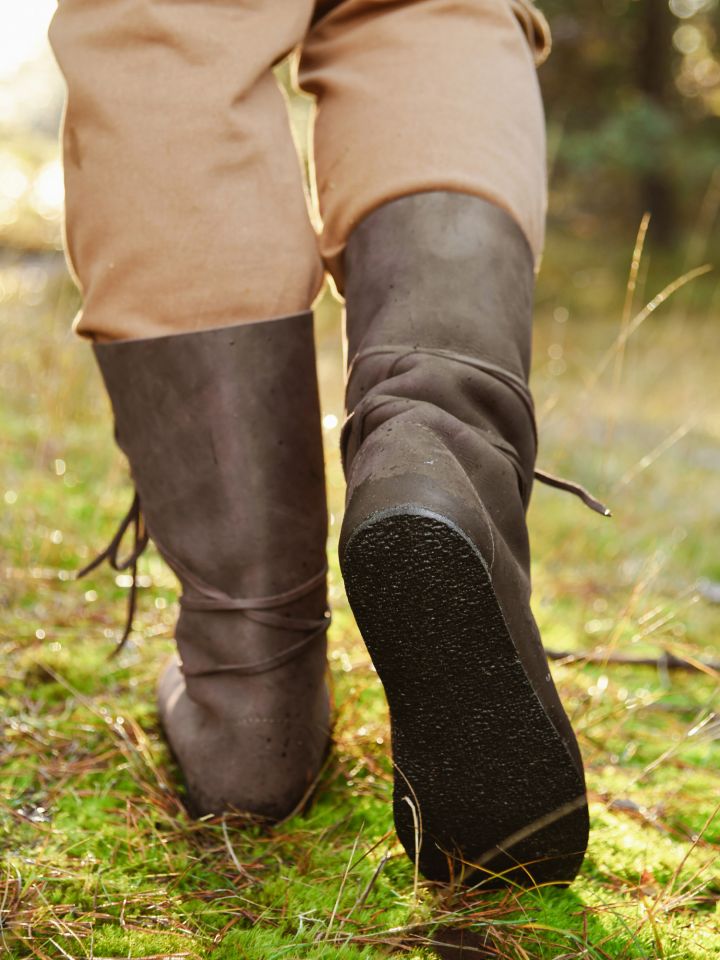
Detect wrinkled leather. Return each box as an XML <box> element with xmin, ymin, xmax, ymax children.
<box><xmin>341</xmin><ymin>192</ymin><xmax>584</xmax><ymax>774</ymax></box>
<box><xmin>93</xmin><ymin>313</ymin><xmax>331</xmax><ymax>818</ymax></box>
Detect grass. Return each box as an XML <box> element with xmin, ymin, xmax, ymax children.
<box><xmin>1</xmin><ymin>230</ymin><xmax>719</xmax><ymax>960</ymax></box>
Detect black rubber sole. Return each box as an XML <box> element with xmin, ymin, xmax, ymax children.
<box><xmin>341</xmin><ymin>506</ymin><xmax>589</xmax><ymax>888</ymax></box>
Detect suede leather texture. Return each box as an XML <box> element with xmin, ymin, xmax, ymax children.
<box><xmin>93</xmin><ymin>312</ymin><xmax>331</xmax><ymax>819</ymax></box>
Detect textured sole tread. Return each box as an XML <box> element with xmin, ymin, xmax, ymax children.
<box><xmin>341</xmin><ymin>506</ymin><xmax>589</xmax><ymax>887</ymax></box>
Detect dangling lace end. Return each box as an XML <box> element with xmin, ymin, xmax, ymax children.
<box><xmin>534</xmin><ymin>469</ymin><xmax>612</xmax><ymax>518</ymax></box>
<box><xmin>108</xmin><ymin>553</ymin><xmax>139</xmax><ymax>659</ymax></box>
<box><xmin>75</xmin><ymin>491</ymin><xmax>150</xmax><ymax>653</ymax></box>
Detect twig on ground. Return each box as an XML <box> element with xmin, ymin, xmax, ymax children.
<box><xmin>546</xmin><ymin>648</ymin><xmax>720</xmax><ymax>674</ymax></box>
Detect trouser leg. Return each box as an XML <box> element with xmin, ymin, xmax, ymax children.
<box><xmin>299</xmin><ymin>0</ymin><xmax>549</xmax><ymax>290</ymax></box>
<box><xmin>49</xmin><ymin>0</ymin><xmax>322</xmax><ymax>341</ymax></box>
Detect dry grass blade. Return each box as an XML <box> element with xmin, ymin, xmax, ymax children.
<box><xmin>319</xmin><ymin>824</ymin><xmax>363</xmax><ymax>943</ymax></box>
<box><xmin>603</xmin><ymin>212</ymin><xmax>651</xmax><ymax>467</ymax></box>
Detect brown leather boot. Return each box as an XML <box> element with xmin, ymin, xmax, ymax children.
<box><xmin>86</xmin><ymin>312</ymin><xmax>331</xmax><ymax>819</ymax></box>
<box><xmin>339</xmin><ymin>193</ymin><xmax>607</xmax><ymax>887</ymax></box>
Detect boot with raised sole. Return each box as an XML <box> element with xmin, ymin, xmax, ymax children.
<box><xmin>339</xmin><ymin>193</ymin><xmax>607</xmax><ymax>887</ymax></box>
<box><xmin>86</xmin><ymin>312</ymin><xmax>331</xmax><ymax>819</ymax></box>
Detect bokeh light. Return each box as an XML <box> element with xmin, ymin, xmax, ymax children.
<box><xmin>0</xmin><ymin>0</ymin><xmax>56</xmax><ymax>79</ymax></box>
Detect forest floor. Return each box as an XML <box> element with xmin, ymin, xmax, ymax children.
<box><xmin>1</xmin><ymin>251</ymin><xmax>719</xmax><ymax>959</ymax></box>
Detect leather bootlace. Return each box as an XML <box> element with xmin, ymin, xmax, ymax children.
<box><xmin>77</xmin><ymin>496</ymin><xmax>330</xmax><ymax>674</ymax></box>
<box><xmin>77</xmin><ymin>492</ymin><xmax>148</xmax><ymax>651</ymax></box>
<box><xmin>344</xmin><ymin>344</ymin><xmax>612</xmax><ymax>518</ymax></box>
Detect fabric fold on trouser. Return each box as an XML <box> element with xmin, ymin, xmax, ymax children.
<box><xmin>299</xmin><ymin>0</ymin><xmax>548</xmax><ymax>291</ymax></box>
<box><xmin>49</xmin><ymin>0</ymin><xmax>550</xmax><ymax>341</ymax></box>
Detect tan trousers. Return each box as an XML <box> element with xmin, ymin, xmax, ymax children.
<box><xmin>49</xmin><ymin>0</ymin><xmax>550</xmax><ymax>342</ymax></box>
